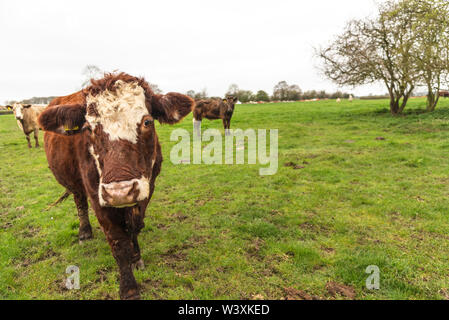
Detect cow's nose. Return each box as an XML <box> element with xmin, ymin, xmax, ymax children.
<box><xmin>102</xmin><ymin>181</ymin><xmax>137</xmax><ymax>207</ymax></box>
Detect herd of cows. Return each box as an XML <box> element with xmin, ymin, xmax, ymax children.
<box><xmin>3</xmin><ymin>72</ymin><xmax>239</xmax><ymax>299</ymax></box>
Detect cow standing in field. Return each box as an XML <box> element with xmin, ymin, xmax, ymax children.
<box><xmin>193</xmin><ymin>96</ymin><xmax>237</xmax><ymax>135</ymax></box>
<box><xmin>439</xmin><ymin>90</ymin><xmax>449</xmax><ymax>98</ymax></box>
<box><xmin>38</xmin><ymin>73</ymin><xmax>194</xmax><ymax>299</ymax></box>
<box><xmin>13</xmin><ymin>103</ymin><xmax>46</xmax><ymax>148</ymax></box>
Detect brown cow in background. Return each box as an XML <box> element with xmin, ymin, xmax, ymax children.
<box><xmin>193</xmin><ymin>96</ymin><xmax>238</xmax><ymax>135</ymax></box>
<box><xmin>13</xmin><ymin>103</ymin><xmax>46</xmax><ymax>148</ymax></box>
<box><xmin>439</xmin><ymin>90</ymin><xmax>449</xmax><ymax>98</ymax></box>
<box><xmin>38</xmin><ymin>72</ymin><xmax>194</xmax><ymax>299</ymax></box>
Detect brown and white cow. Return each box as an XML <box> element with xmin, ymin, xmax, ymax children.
<box><xmin>38</xmin><ymin>73</ymin><xmax>194</xmax><ymax>299</ymax></box>
<box><xmin>192</xmin><ymin>96</ymin><xmax>238</xmax><ymax>135</ymax></box>
<box><xmin>13</xmin><ymin>103</ymin><xmax>46</xmax><ymax>148</ymax></box>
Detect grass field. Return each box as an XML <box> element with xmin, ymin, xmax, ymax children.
<box><xmin>1</xmin><ymin>98</ymin><xmax>449</xmax><ymax>300</ymax></box>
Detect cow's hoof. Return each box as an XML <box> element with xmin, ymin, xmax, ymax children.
<box><xmin>121</xmin><ymin>289</ymin><xmax>140</xmax><ymax>300</ymax></box>
<box><xmin>133</xmin><ymin>259</ymin><xmax>145</xmax><ymax>270</ymax></box>
<box><xmin>79</xmin><ymin>231</ymin><xmax>93</xmax><ymax>244</ymax></box>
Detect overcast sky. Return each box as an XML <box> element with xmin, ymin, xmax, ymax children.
<box><xmin>0</xmin><ymin>0</ymin><xmax>387</xmax><ymax>103</ymax></box>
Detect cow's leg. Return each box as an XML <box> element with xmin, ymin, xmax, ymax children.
<box><xmin>109</xmin><ymin>230</ymin><xmax>140</xmax><ymax>300</ymax></box>
<box><xmin>96</xmin><ymin>211</ymin><xmax>139</xmax><ymax>300</ymax></box>
<box><xmin>74</xmin><ymin>193</ymin><xmax>93</xmax><ymax>242</ymax></box>
<box><xmin>223</xmin><ymin>118</ymin><xmax>231</xmax><ymax>136</ymax></box>
<box><xmin>25</xmin><ymin>133</ymin><xmax>32</xmax><ymax>148</ymax></box>
<box><xmin>126</xmin><ymin>207</ymin><xmax>145</xmax><ymax>270</ymax></box>
<box><xmin>34</xmin><ymin>129</ymin><xmax>39</xmax><ymax>148</ymax></box>
<box><xmin>131</xmin><ymin>233</ymin><xmax>144</xmax><ymax>270</ymax></box>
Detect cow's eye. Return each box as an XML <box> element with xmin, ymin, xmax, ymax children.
<box><xmin>143</xmin><ymin>118</ymin><xmax>153</xmax><ymax>128</ymax></box>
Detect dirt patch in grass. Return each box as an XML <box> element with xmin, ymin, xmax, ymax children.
<box><xmin>246</xmin><ymin>238</ymin><xmax>265</xmax><ymax>260</ymax></box>
<box><xmin>300</xmin><ymin>222</ymin><xmax>332</xmax><ymax>235</ymax></box>
<box><xmin>161</xmin><ymin>244</ymin><xmax>190</xmax><ymax>269</ymax></box>
<box><xmin>19</xmin><ymin>225</ymin><xmax>41</xmax><ymax>238</ymax></box>
<box><xmin>320</xmin><ymin>246</ymin><xmax>335</xmax><ymax>254</ymax></box>
<box><xmin>439</xmin><ymin>289</ymin><xmax>449</xmax><ymax>300</ymax></box>
<box><xmin>284</xmin><ymin>162</ymin><xmax>306</xmax><ymax>170</ymax></box>
<box><xmin>325</xmin><ymin>281</ymin><xmax>356</xmax><ymax>299</ymax></box>
<box><xmin>172</xmin><ymin>212</ymin><xmax>188</xmax><ymax>222</ymax></box>
<box><xmin>95</xmin><ymin>267</ymin><xmax>112</xmax><ymax>283</ymax></box>
<box><xmin>284</xmin><ymin>287</ymin><xmax>320</xmax><ymax>300</ymax></box>
<box><xmin>0</xmin><ymin>221</ymin><xmax>12</xmax><ymax>230</ymax></box>
<box><xmin>156</xmin><ymin>223</ymin><xmax>169</xmax><ymax>230</ymax></box>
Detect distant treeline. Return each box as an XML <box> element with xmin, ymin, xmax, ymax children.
<box><xmin>5</xmin><ymin>96</ymin><xmax>57</xmax><ymax>105</ymax></box>
<box><xmin>186</xmin><ymin>81</ymin><xmax>353</xmax><ymax>103</ymax></box>
<box><xmin>358</xmin><ymin>95</ymin><xmax>390</xmax><ymax>100</ymax></box>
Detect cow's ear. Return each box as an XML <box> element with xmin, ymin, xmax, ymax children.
<box><xmin>38</xmin><ymin>104</ymin><xmax>86</xmax><ymax>135</ymax></box>
<box><xmin>150</xmin><ymin>93</ymin><xmax>194</xmax><ymax>124</ymax></box>
<box><xmin>23</xmin><ymin>104</ymin><xmax>32</xmax><ymax>109</ymax></box>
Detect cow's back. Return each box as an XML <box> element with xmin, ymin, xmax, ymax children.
<box><xmin>194</xmin><ymin>99</ymin><xmax>222</xmax><ymax>120</ymax></box>
<box><xmin>48</xmin><ymin>90</ymin><xmax>85</xmax><ymax>107</ymax></box>
<box><xmin>21</xmin><ymin>105</ymin><xmax>47</xmax><ymax>133</ymax></box>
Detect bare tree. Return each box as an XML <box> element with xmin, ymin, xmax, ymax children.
<box><xmin>273</xmin><ymin>81</ymin><xmax>289</xmax><ymax>101</ymax></box>
<box><xmin>149</xmin><ymin>83</ymin><xmax>163</xmax><ymax>94</ymax></box>
<box><xmin>406</xmin><ymin>0</ymin><xmax>449</xmax><ymax>111</ymax></box>
<box><xmin>81</xmin><ymin>65</ymin><xmax>103</xmax><ymax>88</ymax></box>
<box><xmin>287</xmin><ymin>84</ymin><xmax>302</xmax><ymax>101</ymax></box>
<box><xmin>186</xmin><ymin>90</ymin><xmax>196</xmax><ymax>98</ymax></box>
<box><xmin>226</xmin><ymin>84</ymin><xmax>239</xmax><ymax>96</ymax></box>
<box><xmin>318</xmin><ymin>1</ymin><xmax>420</xmax><ymax>114</ymax></box>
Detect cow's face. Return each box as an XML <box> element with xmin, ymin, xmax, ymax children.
<box><xmin>13</xmin><ymin>103</ymin><xmax>31</xmax><ymax>120</ymax></box>
<box><xmin>85</xmin><ymin>80</ymin><xmax>156</xmax><ymax>207</ymax></box>
<box><xmin>39</xmin><ymin>74</ymin><xmax>194</xmax><ymax>208</ymax></box>
<box><xmin>224</xmin><ymin>96</ymin><xmax>237</xmax><ymax>113</ymax></box>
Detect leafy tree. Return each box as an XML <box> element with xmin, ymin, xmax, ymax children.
<box><xmin>255</xmin><ymin>90</ymin><xmax>270</xmax><ymax>102</ymax></box>
<box><xmin>237</xmin><ymin>90</ymin><xmax>255</xmax><ymax>103</ymax></box>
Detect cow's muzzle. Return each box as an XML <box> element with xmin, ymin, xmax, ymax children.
<box><xmin>102</xmin><ymin>181</ymin><xmax>137</xmax><ymax>207</ymax></box>
<box><xmin>99</xmin><ymin>176</ymin><xmax>150</xmax><ymax>208</ymax></box>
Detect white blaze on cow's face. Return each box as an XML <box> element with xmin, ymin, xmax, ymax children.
<box><xmin>86</xmin><ymin>80</ymin><xmax>153</xmax><ymax>208</ymax></box>
<box><xmin>85</xmin><ymin>80</ymin><xmax>149</xmax><ymax>144</ymax></box>
<box><xmin>13</xmin><ymin>103</ymin><xmax>24</xmax><ymax>120</ymax></box>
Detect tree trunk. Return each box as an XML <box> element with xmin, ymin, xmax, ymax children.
<box><xmin>426</xmin><ymin>87</ymin><xmax>439</xmax><ymax>112</ymax></box>
<box><xmin>390</xmin><ymin>98</ymin><xmax>400</xmax><ymax>115</ymax></box>
<box><xmin>399</xmin><ymin>94</ymin><xmax>410</xmax><ymax>114</ymax></box>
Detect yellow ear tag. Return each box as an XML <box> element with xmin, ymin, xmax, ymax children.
<box><xmin>223</xmin><ymin>99</ymin><xmax>227</xmax><ymax>103</ymax></box>
<box><xmin>64</xmin><ymin>125</ymin><xmax>79</xmax><ymax>131</ymax></box>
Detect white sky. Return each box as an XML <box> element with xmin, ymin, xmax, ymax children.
<box><xmin>0</xmin><ymin>0</ymin><xmax>387</xmax><ymax>103</ymax></box>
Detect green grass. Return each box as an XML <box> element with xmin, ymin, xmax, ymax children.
<box><xmin>1</xmin><ymin>98</ymin><xmax>449</xmax><ymax>300</ymax></box>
